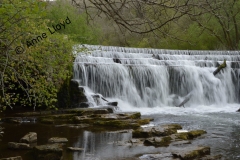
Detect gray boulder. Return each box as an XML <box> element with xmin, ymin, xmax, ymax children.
<box><xmin>19</xmin><ymin>132</ymin><xmax>37</xmax><ymax>144</ymax></box>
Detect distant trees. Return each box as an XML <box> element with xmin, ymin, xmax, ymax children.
<box><xmin>188</xmin><ymin>0</ymin><xmax>240</xmax><ymax>50</ymax></box>
<box><xmin>72</xmin><ymin>0</ymin><xmax>240</xmax><ymax>50</ymax></box>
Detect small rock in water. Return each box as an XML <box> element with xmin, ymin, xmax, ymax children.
<box><xmin>106</xmin><ymin>102</ymin><xmax>118</xmax><ymax>106</ymax></box>
<box><xmin>67</xmin><ymin>147</ymin><xmax>84</xmax><ymax>152</ymax></box>
<box><xmin>19</xmin><ymin>132</ymin><xmax>37</xmax><ymax>144</ymax></box>
<box><xmin>237</xmin><ymin>108</ymin><xmax>240</xmax><ymax>112</ymax></box>
<box><xmin>48</xmin><ymin>137</ymin><xmax>68</xmax><ymax>143</ymax></box>
<box><xmin>8</xmin><ymin>142</ymin><xmax>31</xmax><ymax>150</ymax></box>
<box><xmin>79</xmin><ymin>102</ymin><xmax>94</xmax><ymax>108</ymax></box>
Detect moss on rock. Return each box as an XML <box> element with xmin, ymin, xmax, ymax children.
<box><xmin>176</xmin><ymin>130</ymin><xmax>207</xmax><ymax>140</ymax></box>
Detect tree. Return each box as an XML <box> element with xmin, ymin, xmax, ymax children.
<box><xmin>187</xmin><ymin>0</ymin><xmax>240</xmax><ymax>50</ymax></box>
<box><xmin>72</xmin><ymin>0</ymin><xmax>192</xmax><ymax>37</ymax></box>
<box><xmin>0</xmin><ymin>0</ymin><xmax>73</xmax><ymax>111</ymax></box>
<box><xmin>72</xmin><ymin>0</ymin><xmax>240</xmax><ymax>50</ymax></box>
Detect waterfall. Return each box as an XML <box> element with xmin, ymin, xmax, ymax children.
<box><xmin>73</xmin><ymin>45</ymin><xmax>240</xmax><ymax>108</ymax></box>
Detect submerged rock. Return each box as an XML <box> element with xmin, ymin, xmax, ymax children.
<box><xmin>144</xmin><ymin>136</ymin><xmax>172</xmax><ymax>147</ymax></box>
<box><xmin>79</xmin><ymin>102</ymin><xmax>94</xmax><ymax>108</ymax></box>
<box><xmin>48</xmin><ymin>137</ymin><xmax>68</xmax><ymax>143</ymax></box>
<box><xmin>172</xmin><ymin>146</ymin><xmax>210</xmax><ymax>159</ymax></box>
<box><xmin>33</xmin><ymin>143</ymin><xmax>63</xmax><ymax>160</ymax></box>
<box><xmin>67</xmin><ymin>147</ymin><xmax>84</xmax><ymax>152</ymax></box>
<box><xmin>174</xmin><ymin>130</ymin><xmax>207</xmax><ymax>140</ymax></box>
<box><xmin>139</xmin><ymin>153</ymin><xmax>178</xmax><ymax>160</ymax></box>
<box><xmin>8</xmin><ymin>142</ymin><xmax>31</xmax><ymax>150</ymax></box>
<box><xmin>106</xmin><ymin>101</ymin><xmax>118</xmax><ymax>106</ymax></box>
<box><xmin>19</xmin><ymin>132</ymin><xmax>37</xmax><ymax>144</ymax></box>
<box><xmin>0</xmin><ymin>156</ymin><xmax>22</xmax><ymax>160</ymax></box>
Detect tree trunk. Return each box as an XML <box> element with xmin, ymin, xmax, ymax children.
<box><xmin>213</xmin><ymin>60</ymin><xmax>227</xmax><ymax>76</ymax></box>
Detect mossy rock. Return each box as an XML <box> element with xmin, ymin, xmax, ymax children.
<box><xmin>39</xmin><ymin>118</ymin><xmax>54</xmax><ymax>124</ymax></box>
<box><xmin>137</xmin><ymin>119</ymin><xmax>151</xmax><ymax>125</ymax></box>
<box><xmin>176</xmin><ymin>130</ymin><xmax>207</xmax><ymax>140</ymax></box>
<box><xmin>132</xmin><ymin>129</ymin><xmax>152</xmax><ymax>138</ymax></box>
<box><xmin>128</xmin><ymin>112</ymin><xmax>141</xmax><ymax>119</ymax></box>
<box><xmin>172</xmin><ymin>146</ymin><xmax>210</xmax><ymax>160</ymax></box>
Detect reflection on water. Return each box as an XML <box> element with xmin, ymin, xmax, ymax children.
<box><xmin>0</xmin><ymin>111</ymin><xmax>240</xmax><ymax>159</ymax></box>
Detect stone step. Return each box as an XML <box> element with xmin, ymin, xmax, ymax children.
<box><xmin>74</xmin><ymin>61</ymin><xmax>240</xmax><ymax>68</ymax></box>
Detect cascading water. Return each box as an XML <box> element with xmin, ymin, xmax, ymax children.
<box><xmin>73</xmin><ymin>45</ymin><xmax>240</xmax><ymax>110</ymax></box>
<box><xmin>71</xmin><ymin>45</ymin><xmax>240</xmax><ymax>160</ymax></box>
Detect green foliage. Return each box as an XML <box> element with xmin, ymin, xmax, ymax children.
<box><xmin>45</xmin><ymin>0</ymin><xmax>100</xmax><ymax>44</ymax></box>
<box><xmin>0</xmin><ymin>0</ymin><xmax>73</xmax><ymax>110</ymax></box>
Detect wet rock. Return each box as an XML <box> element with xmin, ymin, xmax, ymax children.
<box><xmin>82</xmin><ymin>109</ymin><xmax>110</xmax><ymax>115</ymax></box>
<box><xmin>8</xmin><ymin>142</ymin><xmax>31</xmax><ymax>150</ymax></box>
<box><xmin>0</xmin><ymin>156</ymin><xmax>22</xmax><ymax>160</ymax></box>
<box><xmin>172</xmin><ymin>146</ymin><xmax>210</xmax><ymax>160</ymax></box>
<box><xmin>19</xmin><ymin>132</ymin><xmax>37</xmax><ymax>144</ymax></box>
<box><xmin>113</xmin><ymin>58</ymin><xmax>121</xmax><ymax>64</ymax></box>
<box><xmin>48</xmin><ymin>137</ymin><xmax>68</xmax><ymax>143</ymax></box>
<box><xmin>117</xmin><ymin>112</ymin><xmax>141</xmax><ymax>119</ymax></box>
<box><xmin>98</xmin><ymin>106</ymin><xmax>115</xmax><ymax>113</ymax></box>
<box><xmin>55</xmin><ymin>124</ymin><xmax>89</xmax><ymax>128</ymax></box>
<box><xmin>113</xmin><ymin>138</ymin><xmax>144</xmax><ymax>147</ymax></box>
<box><xmin>106</xmin><ymin>130</ymin><xmax>132</xmax><ymax>134</ymax></box>
<box><xmin>144</xmin><ymin>136</ymin><xmax>172</xmax><ymax>147</ymax></box>
<box><xmin>139</xmin><ymin>153</ymin><xmax>180</xmax><ymax>160</ymax></box>
<box><xmin>106</xmin><ymin>101</ymin><xmax>118</xmax><ymax>106</ymax></box>
<box><xmin>33</xmin><ymin>143</ymin><xmax>63</xmax><ymax>160</ymax></box>
<box><xmin>174</xmin><ymin>130</ymin><xmax>207</xmax><ymax>140</ymax></box>
<box><xmin>67</xmin><ymin>147</ymin><xmax>84</xmax><ymax>152</ymax></box>
<box><xmin>70</xmin><ymin>79</ymin><xmax>87</xmax><ymax>107</ymax></box>
<box><xmin>201</xmin><ymin>154</ymin><xmax>222</xmax><ymax>160</ymax></box>
<box><xmin>237</xmin><ymin>108</ymin><xmax>240</xmax><ymax>112</ymax></box>
<box><xmin>93</xmin><ymin>119</ymin><xmax>140</xmax><ymax>129</ymax></box>
<box><xmin>79</xmin><ymin>102</ymin><xmax>94</xmax><ymax>108</ymax></box>
<box><xmin>133</xmin><ymin>124</ymin><xmax>182</xmax><ymax>138</ymax></box>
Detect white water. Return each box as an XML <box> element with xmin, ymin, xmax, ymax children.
<box><xmin>73</xmin><ymin>45</ymin><xmax>240</xmax><ymax>114</ymax></box>
<box><xmin>72</xmin><ymin>45</ymin><xmax>240</xmax><ymax>160</ymax></box>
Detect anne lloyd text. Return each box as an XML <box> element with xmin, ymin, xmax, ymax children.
<box><xmin>26</xmin><ymin>16</ymin><xmax>71</xmax><ymax>47</ymax></box>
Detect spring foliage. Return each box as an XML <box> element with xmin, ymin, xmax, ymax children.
<box><xmin>0</xmin><ymin>0</ymin><xmax>98</xmax><ymax>110</ymax></box>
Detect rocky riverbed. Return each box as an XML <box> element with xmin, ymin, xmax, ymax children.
<box><xmin>0</xmin><ymin>107</ymin><xmax>223</xmax><ymax>160</ymax></box>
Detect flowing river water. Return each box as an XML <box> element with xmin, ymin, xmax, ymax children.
<box><xmin>1</xmin><ymin>45</ymin><xmax>240</xmax><ymax>159</ymax></box>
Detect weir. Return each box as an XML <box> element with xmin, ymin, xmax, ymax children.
<box><xmin>73</xmin><ymin>45</ymin><xmax>240</xmax><ymax>108</ymax></box>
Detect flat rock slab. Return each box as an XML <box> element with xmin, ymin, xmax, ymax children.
<box><xmin>140</xmin><ymin>153</ymin><xmax>180</xmax><ymax>160</ymax></box>
<box><xmin>8</xmin><ymin>142</ymin><xmax>31</xmax><ymax>150</ymax></box>
<box><xmin>172</xmin><ymin>146</ymin><xmax>210</xmax><ymax>160</ymax></box>
<box><xmin>133</xmin><ymin>124</ymin><xmax>182</xmax><ymax>138</ymax></box>
<box><xmin>19</xmin><ymin>132</ymin><xmax>37</xmax><ymax>144</ymax></box>
<box><xmin>33</xmin><ymin>143</ymin><xmax>63</xmax><ymax>160</ymax></box>
<box><xmin>48</xmin><ymin>137</ymin><xmax>68</xmax><ymax>143</ymax></box>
